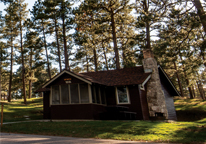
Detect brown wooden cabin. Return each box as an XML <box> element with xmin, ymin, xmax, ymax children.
<box><xmin>37</xmin><ymin>66</ymin><xmax>179</xmax><ymax>121</ymax></box>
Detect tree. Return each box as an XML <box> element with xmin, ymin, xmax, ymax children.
<box><xmin>30</xmin><ymin>0</ymin><xmax>52</xmax><ymax>79</ymax></box>
<box><xmin>4</xmin><ymin>1</ymin><xmax>19</xmax><ymax>102</ymax></box>
<box><xmin>17</xmin><ymin>0</ymin><xmax>28</xmax><ymax>104</ymax></box>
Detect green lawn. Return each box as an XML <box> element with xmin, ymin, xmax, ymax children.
<box><xmin>0</xmin><ymin>97</ymin><xmax>43</xmax><ymax>122</ymax></box>
<box><xmin>1</xmin><ymin>97</ymin><xmax>206</xmax><ymax>143</ymax></box>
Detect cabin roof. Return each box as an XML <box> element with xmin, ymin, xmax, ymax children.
<box><xmin>41</xmin><ymin>66</ymin><xmax>151</xmax><ymax>88</ymax></box>
<box><xmin>80</xmin><ymin>66</ymin><xmax>151</xmax><ymax>86</ymax></box>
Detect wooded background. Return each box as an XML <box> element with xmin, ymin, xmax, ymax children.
<box><xmin>0</xmin><ymin>0</ymin><xmax>205</xmax><ymax>104</ymax></box>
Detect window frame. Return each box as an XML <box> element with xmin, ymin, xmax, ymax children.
<box><xmin>115</xmin><ymin>86</ymin><xmax>130</xmax><ymax>104</ymax></box>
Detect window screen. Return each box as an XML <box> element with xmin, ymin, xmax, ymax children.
<box><xmin>117</xmin><ymin>87</ymin><xmax>129</xmax><ymax>103</ymax></box>
<box><xmin>100</xmin><ymin>87</ymin><xmax>106</xmax><ymax>104</ymax></box>
<box><xmin>95</xmin><ymin>86</ymin><xmax>100</xmax><ymax>104</ymax></box>
<box><xmin>70</xmin><ymin>84</ymin><xmax>79</xmax><ymax>103</ymax></box>
<box><xmin>61</xmin><ymin>85</ymin><xmax>69</xmax><ymax>104</ymax></box>
<box><xmin>80</xmin><ymin>84</ymin><xmax>89</xmax><ymax>103</ymax></box>
<box><xmin>52</xmin><ymin>85</ymin><xmax>60</xmax><ymax>104</ymax></box>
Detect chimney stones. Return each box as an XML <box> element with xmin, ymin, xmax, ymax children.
<box><xmin>142</xmin><ymin>49</ymin><xmax>168</xmax><ymax>119</ymax></box>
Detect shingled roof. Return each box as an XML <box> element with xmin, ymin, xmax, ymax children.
<box><xmin>41</xmin><ymin>66</ymin><xmax>151</xmax><ymax>89</ymax></box>
<box><xmin>80</xmin><ymin>66</ymin><xmax>151</xmax><ymax>86</ymax></box>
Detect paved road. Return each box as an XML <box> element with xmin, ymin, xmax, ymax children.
<box><xmin>0</xmin><ymin>133</ymin><xmax>172</xmax><ymax>144</ymax></box>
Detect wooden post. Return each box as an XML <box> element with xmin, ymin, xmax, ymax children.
<box><xmin>1</xmin><ymin>103</ymin><xmax>3</xmax><ymax>127</ymax></box>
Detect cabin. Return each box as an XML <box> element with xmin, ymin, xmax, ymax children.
<box><xmin>37</xmin><ymin>50</ymin><xmax>180</xmax><ymax>120</ymax></box>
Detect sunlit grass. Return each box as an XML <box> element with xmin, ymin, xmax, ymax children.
<box><xmin>0</xmin><ymin>97</ymin><xmax>43</xmax><ymax>122</ymax></box>
<box><xmin>1</xmin><ymin>121</ymin><xmax>206</xmax><ymax>143</ymax></box>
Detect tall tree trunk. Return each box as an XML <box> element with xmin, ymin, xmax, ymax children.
<box><xmin>86</xmin><ymin>54</ymin><xmax>89</xmax><ymax>72</ymax></box>
<box><xmin>193</xmin><ymin>0</ymin><xmax>206</xmax><ymax>33</ymax></box>
<box><xmin>174</xmin><ymin>61</ymin><xmax>184</xmax><ymax>96</ymax></box>
<box><xmin>8</xmin><ymin>36</ymin><xmax>13</xmax><ymax>102</ymax></box>
<box><xmin>111</xmin><ymin>9</ymin><xmax>120</xmax><ymax>69</ymax></box>
<box><xmin>42</xmin><ymin>20</ymin><xmax>51</xmax><ymax>79</ymax></box>
<box><xmin>93</xmin><ymin>47</ymin><xmax>98</xmax><ymax>72</ymax></box>
<box><xmin>144</xmin><ymin>0</ymin><xmax>151</xmax><ymax>50</ymax></box>
<box><xmin>20</xmin><ymin>16</ymin><xmax>27</xmax><ymax>104</ymax></box>
<box><xmin>28</xmin><ymin>48</ymin><xmax>33</xmax><ymax>99</ymax></box>
<box><xmin>0</xmin><ymin>45</ymin><xmax>2</xmax><ymax>100</ymax></box>
<box><xmin>54</xmin><ymin>15</ymin><xmax>62</xmax><ymax>72</ymax></box>
<box><xmin>62</xmin><ymin>2</ymin><xmax>69</xmax><ymax>70</ymax></box>
<box><xmin>196</xmin><ymin>80</ymin><xmax>205</xmax><ymax>100</ymax></box>
<box><xmin>102</xmin><ymin>42</ymin><xmax>108</xmax><ymax>71</ymax></box>
<box><xmin>192</xmin><ymin>85</ymin><xmax>196</xmax><ymax>98</ymax></box>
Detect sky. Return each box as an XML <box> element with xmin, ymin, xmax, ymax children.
<box><xmin>0</xmin><ymin>1</ymin><xmax>35</xmax><ymax>15</ymax></box>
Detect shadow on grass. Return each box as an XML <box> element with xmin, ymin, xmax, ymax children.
<box><xmin>1</xmin><ymin>98</ymin><xmax>43</xmax><ymax>122</ymax></box>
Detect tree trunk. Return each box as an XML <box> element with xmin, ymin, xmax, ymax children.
<box><xmin>196</xmin><ymin>80</ymin><xmax>205</xmax><ymax>100</ymax></box>
<box><xmin>192</xmin><ymin>85</ymin><xmax>196</xmax><ymax>98</ymax></box>
<box><xmin>0</xmin><ymin>45</ymin><xmax>2</xmax><ymax>100</ymax></box>
<box><xmin>111</xmin><ymin>9</ymin><xmax>120</xmax><ymax>69</ymax></box>
<box><xmin>102</xmin><ymin>42</ymin><xmax>108</xmax><ymax>71</ymax></box>
<box><xmin>42</xmin><ymin>20</ymin><xmax>51</xmax><ymax>79</ymax></box>
<box><xmin>144</xmin><ymin>0</ymin><xmax>151</xmax><ymax>50</ymax></box>
<box><xmin>86</xmin><ymin>54</ymin><xmax>89</xmax><ymax>72</ymax></box>
<box><xmin>62</xmin><ymin>2</ymin><xmax>69</xmax><ymax>70</ymax></box>
<box><xmin>54</xmin><ymin>15</ymin><xmax>62</xmax><ymax>72</ymax></box>
<box><xmin>28</xmin><ymin>48</ymin><xmax>33</xmax><ymax>99</ymax></box>
<box><xmin>20</xmin><ymin>17</ymin><xmax>27</xmax><ymax>104</ymax></box>
<box><xmin>173</xmin><ymin>61</ymin><xmax>184</xmax><ymax>96</ymax></box>
<box><xmin>8</xmin><ymin>36</ymin><xmax>13</xmax><ymax>102</ymax></box>
<box><xmin>93</xmin><ymin>47</ymin><xmax>98</xmax><ymax>72</ymax></box>
<box><xmin>193</xmin><ymin>0</ymin><xmax>206</xmax><ymax>33</ymax></box>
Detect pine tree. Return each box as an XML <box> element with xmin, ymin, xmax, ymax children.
<box><xmin>30</xmin><ymin>0</ymin><xmax>52</xmax><ymax>79</ymax></box>
<box><xmin>4</xmin><ymin>1</ymin><xmax>19</xmax><ymax>102</ymax></box>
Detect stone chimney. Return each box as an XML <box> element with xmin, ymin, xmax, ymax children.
<box><xmin>142</xmin><ymin>49</ymin><xmax>168</xmax><ymax>119</ymax></box>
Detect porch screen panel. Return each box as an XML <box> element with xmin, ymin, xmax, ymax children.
<box><xmin>100</xmin><ymin>87</ymin><xmax>106</xmax><ymax>104</ymax></box>
<box><xmin>95</xmin><ymin>86</ymin><xmax>100</xmax><ymax>104</ymax></box>
<box><xmin>80</xmin><ymin>84</ymin><xmax>89</xmax><ymax>103</ymax></box>
<box><xmin>52</xmin><ymin>85</ymin><xmax>60</xmax><ymax>104</ymax></box>
<box><xmin>70</xmin><ymin>84</ymin><xmax>79</xmax><ymax>103</ymax></box>
<box><xmin>61</xmin><ymin>85</ymin><xmax>69</xmax><ymax>104</ymax></box>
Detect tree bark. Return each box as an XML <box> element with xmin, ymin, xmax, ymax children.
<box><xmin>42</xmin><ymin>20</ymin><xmax>51</xmax><ymax>79</ymax></box>
<box><xmin>54</xmin><ymin>15</ymin><xmax>62</xmax><ymax>72</ymax></box>
<box><xmin>8</xmin><ymin>35</ymin><xmax>13</xmax><ymax>102</ymax></box>
<box><xmin>20</xmin><ymin>14</ymin><xmax>27</xmax><ymax>104</ymax></box>
<box><xmin>196</xmin><ymin>80</ymin><xmax>205</xmax><ymax>100</ymax></box>
<box><xmin>193</xmin><ymin>0</ymin><xmax>206</xmax><ymax>33</ymax></box>
<box><xmin>111</xmin><ymin>9</ymin><xmax>120</xmax><ymax>69</ymax></box>
<box><xmin>0</xmin><ymin>45</ymin><xmax>2</xmax><ymax>100</ymax></box>
<box><xmin>62</xmin><ymin>2</ymin><xmax>69</xmax><ymax>70</ymax></box>
<box><xmin>93</xmin><ymin>48</ymin><xmax>98</xmax><ymax>72</ymax></box>
<box><xmin>102</xmin><ymin>42</ymin><xmax>108</xmax><ymax>71</ymax></box>
<box><xmin>173</xmin><ymin>61</ymin><xmax>184</xmax><ymax>96</ymax></box>
<box><xmin>28</xmin><ymin>48</ymin><xmax>33</xmax><ymax>99</ymax></box>
<box><xmin>143</xmin><ymin>0</ymin><xmax>151</xmax><ymax>50</ymax></box>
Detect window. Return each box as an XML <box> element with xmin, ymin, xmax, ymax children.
<box><xmin>61</xmin><ymin>85</ymin><xmax>69</xmax><ymax>104</ymax></box>
<box><xmin>52</xmin><ymin>85</ymin><xmax>60</xmax><ymax>104</ymax></box>
<box><xmin>51</xmin><ymin>83</ymin><xmax>91</xmax><ymax>105</ymax></box>
<box><xmin>70</xmin><ymin>84</ymin><xmax>79</xmax><ymax>104</ymax></box>
<box><xmin>80</xmin><ymin>84</ymin><xmax>89</xmax><ymax>103</ymax></box>
<box><xmin>116</xmin><ymin>87</ymin><xmax>130</xmax><ymax>104</ymax></box>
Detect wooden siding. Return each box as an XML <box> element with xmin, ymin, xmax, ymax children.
<box><xmin>50</xmin><ymin>104</ymin><xmax>106</xmax><ymax>119</ymax></box>
<box><xmin>43</xmin><ymin>91</ymin><xmax>51</xmax><ymax>119</ymax></box>
<box><xmin>161</xmin><ymin>84</ymin><xmax>177</xmax><ymax>120</ymax></box>
<box><xmin>138</xmin><ymin>85</ymin><xmax>150</xmax><ymax>120</ymax></box>
<box><xmin>105</xmin><ymin>85</ymin><xmax>144</xmax><ymax>120</ymax></box>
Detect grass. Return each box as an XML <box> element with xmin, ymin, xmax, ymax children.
<box><xmin>1</xmin><ymin>97</ymin><xmax>206</xmax><ymax>143</ymax></box>
<box><xmin>1</xmin><ymin>121</ymin><xmax>206</xmax><ymax>143</ymax></box>
<box><xmin>0</xmin><ymin>97</ymin><xmax>43</xmax><ymax>122</ymax></box>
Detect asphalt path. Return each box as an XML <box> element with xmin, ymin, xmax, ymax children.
<box><xmin>0</xmin><ymin>133</ymin><xmax>174</xmax><ymax>144</ymax></box>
